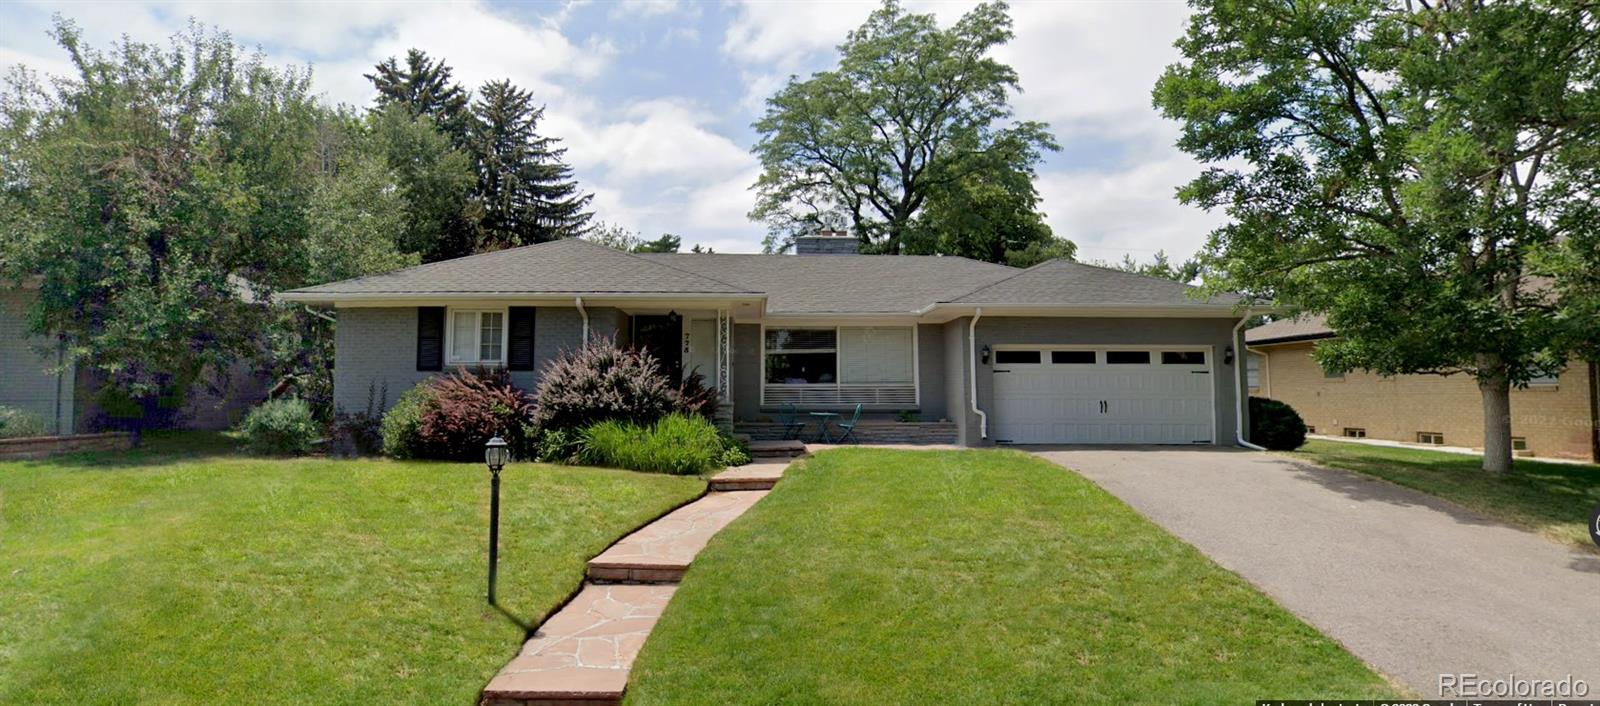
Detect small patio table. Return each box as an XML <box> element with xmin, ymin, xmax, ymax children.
<box><xmin>808</xmin><ymin>411</ymin><xmax>841</xmax><ymax>443</ymax></box>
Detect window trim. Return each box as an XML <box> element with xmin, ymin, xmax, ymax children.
<box><xmin>760</xmin><ymin>324</ymin><xmax>919</xmax><ymax>409</ymax></box>
<box><xmin>444</xmin><ymin>307</ymin><xmax>509</xmax><ymax>367</ymax></box>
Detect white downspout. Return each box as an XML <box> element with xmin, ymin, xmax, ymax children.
<box><xmin>969</xmin><ymin>307</ymin><xmax>988</xmax><ymax>439</ymax></box>
<box><xmin>1233</xmin><ymin>316</ymin><xmax>1266</xmax><ymax>450</ymax></box>
<box><xmin>575</xmin><ymin>296</ymin><xmax>589</xmax><ymax>343</ymax></box>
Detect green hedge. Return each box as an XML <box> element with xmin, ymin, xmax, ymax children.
<box><xmin>239</xmin><ymin>398</ymin><xmax>318</xmax><ymax>455</ymax></box>
<box><xmin>579</xmin><ymin>414</ymin><xmax>728</xmax><ymax>475</ymax></box>
<box><xmin>1249</xmin><ymin>396</ymin><xmax>1308</xmax><ymax>450</ymax></box>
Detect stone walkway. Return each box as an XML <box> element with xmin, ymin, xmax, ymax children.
<box><xmin>481</xmin><ymin>459</ymin><xmax>793</xmax><ymax>706</ymax></box>
<box><xmin>707</xmin><ymin>461</ymin><xmax>788</xmax><ymax>491</ymax></box>
<box><xmin>587</xmin><ymin>490</ymin><xmax>768</xmax><ymax>583</ymax></box>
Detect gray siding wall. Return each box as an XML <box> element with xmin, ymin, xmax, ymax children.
<box><xmin>333</xmin><ymin>305</ymin><xmax>625</xmax><ymax>415</ymax></box>
<box><xmin>950</xmin><ymin>316</ymin><xmax>1247</xmax><ymax>447</ymax></box>
<box><xmin>0</xmin><ymin>289</ymin><xmax>75</xmax><ymax>434</ymax></box>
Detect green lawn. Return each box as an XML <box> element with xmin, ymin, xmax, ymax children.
<box><xmin>1292</xmin><ymin>439</ymin><xmax>1600</xmax><ymax>551</ymax></box>
<box><xmin>0</xmin><ymin>433</ymin><xmax>704</xmax><ymax>705</ymax></box>
<box><xmin>627</xmin><ymin>448</ymin><xmax>1394</xmax><ymax>704</ymax></box>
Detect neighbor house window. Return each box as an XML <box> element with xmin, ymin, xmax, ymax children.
<box><xmin>447</xmin><ymin>310</ymin><xmax>506</xmax><ymax>365</ymax></box>
<box><xmin>1246</xmin><ymin>354</ymin><xmax>1262</xmax><ymax>389</ymax></box>
<box><xmin>1343</xmin><ymin>427</ymin><xmax>1366</xmax><ymax>438</ymax></box>
<box><xmin>1511</xmin><ymin>437</ymin><xmax>1528</xmax><ymax>451</ymax></box>
<box><xmin>1416</xmin><ymin>431</ymin><xmax>1444</xmax><ymax>445</ymax></box>
<box><xmin>763</xmin><ymin>326</ymin><xmax>915</xmax><ymax>406</ymax></box>
<box><xmin>1528</xmin><ymin>370</ymin><xmax>1560</xmax><ymax>386</ymax></box>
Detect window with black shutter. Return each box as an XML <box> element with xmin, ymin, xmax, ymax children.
<box><xmin>508</xmin><ymin>307</ymin><xmax>536</xmax><ymax>371</ymax></box>
<box><xmin>416</xmin><ymin>307</ymin><xmax>445</xmax><ymax>371</ymax></box>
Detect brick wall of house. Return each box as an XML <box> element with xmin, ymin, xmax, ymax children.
<box><xmin>1253</xmin><ymin>341</ymin><xmax>1597</xmax><ymax>461</ymax></box>
<box><xmin>332</xmin><ymin>306</ymin><xmax>625</xmax><ymax>416</ymax></box>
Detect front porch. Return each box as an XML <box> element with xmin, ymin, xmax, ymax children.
<box><xmin>734</xmin><ymin>420</ymin><xmax>958</xmax><ymax>445</ymax></box>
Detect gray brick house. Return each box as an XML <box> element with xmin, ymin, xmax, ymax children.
<box><xmin>281</xmin><ymin>234</ymin><xmax>1260</xmax><ymax>447</ymax></box>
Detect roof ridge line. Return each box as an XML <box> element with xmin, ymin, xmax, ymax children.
<box><xmin>936</xmin><ymin>257</ymin><xmax>1065</xmax><ymax>303</ymax></box>
<box><xmin>594</xmin><ymin>240</ymin><xmax>759</xmax><ymax>293</ymax></box>
<box><xmin>283</xmin><ymin>240</ymin><xmax>561</xmax><ymax>293</ymax></box>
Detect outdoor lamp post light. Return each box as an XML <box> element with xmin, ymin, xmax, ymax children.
<box><xmin>484</xmin><ymin>436</ymin><xmax>510</xmax><ymax>604</ymax></box>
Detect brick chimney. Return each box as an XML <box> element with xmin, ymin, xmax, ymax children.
<box><xmin>794</xmin><ymin>229</ymin><xmax>859</xmax><ymax>255</ymax></box>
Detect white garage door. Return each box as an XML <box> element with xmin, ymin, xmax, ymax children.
<box><xmin>991</xmin><ymin>347</ymin><xmax>1214</xmax><ymax>444</ymax></box>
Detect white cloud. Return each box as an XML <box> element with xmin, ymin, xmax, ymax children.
<box><xmin>1036</xmin><ymin>156</ymin><xmax>1225</xmax><ymax>261</ymax></box>
<box><xmin>550</xmin><ymin>99</ymin><xmax>755</xmax><ymax>182</ymax></box>
<box><xmin>995</xmin><ymin>1</ymin><xmax>1194</xmax><ymax>142</ymax></box>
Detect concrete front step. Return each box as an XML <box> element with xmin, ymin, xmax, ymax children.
<box><xmin>747</xmin><ymin>439</ymin><xmax>807</xmax><ymax>458</ymax></box>
<box><xmin>707</xmin><ymin>461</ymin><xmax>789</xmax><ymax>491</ymax></box>
<box><xmin>587</xmin><ymin>490</ymin><xmax>768</xmax><ymax>583</ymax></box>
<box><xmin>480</xmin><ymin>584</ymin><xmax>674</xmax><ymax>706</ymax></box>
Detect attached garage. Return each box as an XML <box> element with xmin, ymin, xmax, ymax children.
<box><xmin>990</xmin><ymin>346</ymin><xmax>1215</xmax><ymax>445</ymax></box>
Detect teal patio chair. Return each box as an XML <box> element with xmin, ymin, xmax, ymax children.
<box><xmin>777</xmin><ymin>403</ymin><xmax>805</xmax><ymax>441</ymax></box>
<box><xmin>835</xmin><ymin>403</ymin><xmax>864</xmax><ymax>444</ymax></box>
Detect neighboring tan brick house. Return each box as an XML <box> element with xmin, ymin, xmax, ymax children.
<box><xmin>1247</xmin><ymin>315</ymin><xmax>1600</xmax><ymax>462</ymax></box>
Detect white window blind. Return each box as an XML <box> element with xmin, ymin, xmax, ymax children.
<box><xmin>839</xmin><ymin>327</ymin><xmax>913</xmax><ymax>384</ymax></box>
<box><xmin>450</xmin><ymin>312</ymin><xmax>476</xmax><ymax>361</ymax></box>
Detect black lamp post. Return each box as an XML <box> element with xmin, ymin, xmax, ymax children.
<box><xmin>484</xmin><ymin>436</ymin><xmax>510</xmax><ymax>604</ymax></box>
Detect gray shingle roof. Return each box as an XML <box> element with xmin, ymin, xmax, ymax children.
<box><xmin>282</xmin><ymin>238</ymin><xmax>754</xmax><ymax>296</ymax></box>
<box><xmin>944</xmin><ymin>259</ymin><xmax>1244</xmax><ymax>308</ymax></box>
<box><xmin>637</xmin><ymin>253</ymin><xmax>1015</xmax><ymax>314</ymax></box>
<box><xmin>283</xmin><ymin>240</ymin><xmax>1250</xmax><ymax>315</ymax></box>
<box><xmin>1245</xmin><ymin>314</ymin><xmax>1333</xmax><ymax>344</ymax></box>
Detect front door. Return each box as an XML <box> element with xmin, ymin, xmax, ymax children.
<box><xmin>631</xmin><ymin>314</ymin><xmax>682</xmax><ymax>379</ymax></box>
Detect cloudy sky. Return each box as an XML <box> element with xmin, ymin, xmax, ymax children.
<box><xmin>0</xmin><ymin>0</ymin><xmax>1225</xmax><ymax>261</ymax></box>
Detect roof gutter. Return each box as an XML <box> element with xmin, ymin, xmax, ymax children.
<box><xmin>969</xmin><ymin>307</ymin><xmax>988</xmax><ymax>440</ymax></box>
<box><xmin>1233</xmin><ymin>316</ymin><xmax>1266</xmax><ymax>451</ymax></box>
<box><xmin>274</xmin><ymin>291</ymin><xmax>767</xmax><ymax>305</ymax></box>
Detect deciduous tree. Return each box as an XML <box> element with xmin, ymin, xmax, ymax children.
<box><xmin>1154</xmin><ymin>0</ymin><xmax>1600</xmax><ymax>472</ymax></box>
<box><xmin>751</xmin><ymin>0</ymin><xmax>1059</xmax><ymax>259</ymax></box>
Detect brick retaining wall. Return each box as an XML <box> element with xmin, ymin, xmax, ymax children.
<box><xmin>0</xmin><ymin>432</ymin><xmax>134</xmax><ymax>460</ymax></box>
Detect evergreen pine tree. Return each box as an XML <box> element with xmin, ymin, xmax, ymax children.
<box><xmin>366</xmin><ymin>49</ymin><xmax>471</xmax><ymax>146</ymax></box>
<box><xmin>469</xmin><ymin>80</ymin><xmax>593</xmax><ymax>248</ymax></box>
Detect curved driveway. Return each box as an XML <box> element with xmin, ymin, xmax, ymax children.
<box><xmin>1031</xmin><ymin>446</ymin><xmax>1600</xmax><ymax>697</ymax></box>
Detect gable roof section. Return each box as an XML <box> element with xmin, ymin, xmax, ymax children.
<box><xmin>1245</xmin><ymin>314</ymin><xmax>1333</xmax><ymax>345</ymax></box>
<box><xmin>282</xmin><ymin>238</ymin><xmax>755</xmax><ymax>298</ymax></box>
<box><xmin>943</xmin><ymin>259</ymin><xmax>1244</xmax><ymax>310</ymax></box>
<box><xmin>638</xmin><ymin>253</ymin><xmax>1016</xmax><ymax>314</ymax></box>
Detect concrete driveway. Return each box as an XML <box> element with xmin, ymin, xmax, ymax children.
<box><xmin>1031</xmin><ymin>446</ymin><xmax>1600</xmax><ymax>697</ymax></box>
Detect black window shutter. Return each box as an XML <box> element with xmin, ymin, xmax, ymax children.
<box><xmin>416</xmin><ymin>307</ymin><xmax>444</xmax><ymax>372</ymax></box>
<box><xmin>508</xmin><ymin>307</ymin><xmax>536</xmax><ymax>371</ymax></box>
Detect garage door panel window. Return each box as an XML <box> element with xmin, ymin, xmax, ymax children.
<box><xmin>764</xmin><ymin>326</ymin><xmax>916</xmax><ymax>406</ymax></box>
<box><xmin>1105</xmin><ymin>350</ymin><xmax>1151</xmax><ymax>365</ymax></box>
<box><xmin>1051</xmin><ymin>350</ymin><xmax>1096</xmax><ymax>364</ymax></box>
<box><xmin>1160</xmin><ymin>351</ymin><xmax>1206</xmax><ymax>365</ymax></box>
<box><xmin>995</xmin><ymin>350</ymin><xmax>1041</xmax><ymax>365</ymax></box>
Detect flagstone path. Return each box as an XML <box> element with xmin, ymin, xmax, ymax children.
<box><xmin>480</xmin><ymin>458</ymin><xmax>795</xmax><ymax>706</ymax></box>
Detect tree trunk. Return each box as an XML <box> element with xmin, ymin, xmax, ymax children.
<box><xmin>1476</xmin><ymin>356</ymin><xmax>1513</xmax><ymax>474</ymax></box>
